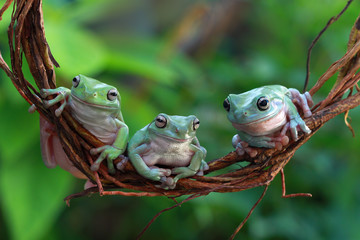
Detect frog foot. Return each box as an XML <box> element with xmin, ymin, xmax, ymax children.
<box><xmin>196</xmin><ymin>160</ymin><xmax>209</xmax><ymax>176</ymax></box>
<box><xmin>90</xmin><ymin>145</ymin><xmax>125</xmax><ymax>174</ymax></box>
<box><xmin>171</xmin><ymin>166</ymin><xmax>197</xmax><ymax>187</ymax></box>
<box><xmin>40</xmin><ymin>87</ymin><xmax>70</xmax><ymax>117</ymax></box>
<box><xmin>115</xmin><ymin>156</ymin><xmax>129</xmax><ymax>172</ymax></box>
<box><xmin>233</xmin><ymin>134</ymin><xmax>289</xmax><ymax>157</ymax></box>
<box><xmin>235</xmin><ymin>141</ymin><xmax>258</xmax><ymax>158</ymax></box>
<box><xmin>156</xmin><ymin>176</ymin><xmax>176</xmax><ymax>190</ymax></box>
<box><xmin>270</xmin><ymin>135</ymin><xmax>289</xmax><ymax>150</ymax></box>
<box><xmin>146</xmin><ymin>166</ymin><xmax>172</xmax><ymax>182</ymax></box>
<box><xmin>232</xmin><ymin>134</ymin><xmax>259</xmax><ymax>157</ymax></box>
<box><xmin>289</xmin><ymin>89</ymin><xmax>313</xmax><ymax>118</ymax></box>
<box><xmin>281</xmin><ymin>117</ymin><xmax>311</xmax><ymax>141</ymax></box>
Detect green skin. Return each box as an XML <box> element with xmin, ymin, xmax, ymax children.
<box><xmin>224</xmin><ymin>85</ymin><xmax>313</xmax><ymax>157</ymax></box>
<box><xmin>127</xmin><ymin>114</ymin><xmax>208</xmax><ymax>189</ymax></box>
<box><xmin>40</xmin><ymin>75</ymin><xmax>129</xmax><ymax>174</ymax></box>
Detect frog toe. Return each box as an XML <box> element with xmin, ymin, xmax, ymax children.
<box><xmin>155</xmin><ymin>177</ymin><xmax>176</xmax><ymax>190</ymax></box>
<box><xmin>116</xmin><ymin>156</ymin><xmax>128</xmax><ymax>171</ymax></box>
<box><xmin>244</xmin><ymin>147</ymin><xmax>258</xmax><ymax>157</ymax></box>
<box><xmin>90</xmin><ymin>162</ymin><xmax>100</xmax><ymax>171</ymax></box>
<box><xmin>300</xmin><ymin>122</ymin><xmax>311</xmax><ymax>134</ymax></box>
<box><xmin>235</xmin><ymin>144</ymin><xmax>245</xmax><ymax>155</ymax></box>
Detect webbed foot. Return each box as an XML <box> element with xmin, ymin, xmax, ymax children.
<box><xmin>156</xmin><ymin>176</ymin><xmax>176</xmax><ymax>190</ymax></box>
<box><xmin>90</xmin><ymin>145</ymin><xmax>125</xmax><ymax>174</ymax></box>
<box><xmin>196</xmin><ymin>160</ymin><xmax>209</xmax><ymax>176</ymax></box>
<box><xmin>40</xmin><ymin>87</ymin><xmax>70</xmax><ymax>117</ymax></box>
<box><xmin>115</xmin><ymin>156</ymin><xmax>129</xmax><ymax>172</ymax></box>
<box><xmin>281</xmin><ymin>117</ymin><xmax>311</xmax><ymax>141</ymax></box>
<box><xmin>289</xmin><ymin>88</ymin><xmax>313</xmax><ymax>118</ymax></box>
<box><xmin>232</xmin><ymin>134</ymin><xmax>289</xmax><ymax>157</ymax></box>
<box><xmin>145</xmin><ymin>166</ymin><xmax>171</xmax><ymax>182</ymax></box>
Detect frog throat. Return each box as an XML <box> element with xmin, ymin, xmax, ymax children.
<box><xmin>71</xmin><ymin>93</ymin><xmax>119</xmax><ymax>110</ymax></box>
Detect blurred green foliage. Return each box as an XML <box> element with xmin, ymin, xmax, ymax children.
<box><xmin>0</xmin><ymin>0</ymin><xmax>360</xmax><ymax>239</ymax></box>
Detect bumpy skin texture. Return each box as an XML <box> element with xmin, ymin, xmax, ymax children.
<box><xmin>224</xmin><ymin>85</ymin><xmax>313</xmax><ymax>157</ymax></box>
<box><xmin>127</xmin><ymin>113</ymin><xmax>208</xmax><ymax>189</ymax></box>
<box><xmin>40</xmin><ymin>75</ymin><xmax>129</xmax><ymax>180</ymax></box>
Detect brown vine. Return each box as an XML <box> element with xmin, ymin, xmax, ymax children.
<box><xmin>1</xmin><ymin>0</ymin><xmax>360</xmax><ymax>239</ymax></box>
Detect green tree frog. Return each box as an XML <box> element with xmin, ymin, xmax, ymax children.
<box><xmin>223</xmin><ymin>85</ymin><xmax>313</xmax><ymax>157</ymax></box>
<box><xmin>40</xmin><ymin>75</ymin><xmax>129</xmax><ymax>180</ymax></box>
<box><xmin>127</xmin><ymin>113</ymin><xmax>208</xmax><ymax>189</ymax></box>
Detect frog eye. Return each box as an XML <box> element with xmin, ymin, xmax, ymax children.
<box><xmin>72</xmin><ymin>75</ymin><xmax>80</xmax><ymax>88</ymax></box>
<box><xmin>257</xmin><ymin>96</ymin><xmax>270</xmax><ymax>111</ymax></box>
<box><xmin>193</xmin><ymin>118</ymin><xmax>200</xmax><ymax>130</ymax></box>
<box><xmin>107</xmin><ymin>89</ymin><xmax>118</xmax><ymax>101</ymax></box>
<box><xmin>223</xmin><ymin>98</ymin><xmax>230</xmax><ymax>112</ymax></box>
<box><xmin>155</xmin><ymin>115</ymin><xmax>167</xmax><ymax>128</ymax></box>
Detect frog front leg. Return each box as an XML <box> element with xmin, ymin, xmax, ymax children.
<box><xmin>282</xmin><ymin>97</ymin><xmax>311</xmax><ymax>141</ymax></box>
<box><xmin>40</xmin><ymin>87</ymin><xmax>71</xmax><ymax>116</ymax></box>
<box><xmin>90</xmin><ymin>119</ymin><xmax>129</xmax><ymax>174</ymax></box>
<box><xmin>169</xmin><ymin>143</ymin><xmax>206</xmax><ymax>189</ymax></box>
<box><xmin>128</xmin><ymin>132</ymin><xmax>172</xmax><ymax>181</ymax></box>
<box><xmin>288</xmin><ymin>88</ymin><xmax>313</xmax><ymax>118</ymax></box>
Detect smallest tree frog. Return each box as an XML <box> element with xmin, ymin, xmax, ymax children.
<box><xmin>127</xmin><ymin>113</ymin><xmax>208</xmax><ymax>189</ymax></box>
<box><xmin>223</xmin><ymin>85</ymin><xmax>313</xmax><ymax>157</ymax></box>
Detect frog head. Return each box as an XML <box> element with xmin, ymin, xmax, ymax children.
<box><xmin>148</xmin><ymin>113</ymin><xmax>200</xmax><ymax>141</ymax></box>
<box><xmin>70</xmin><ymin>74</ymin><xmax>120</xmax><ymax>111</ymax></box>
<box><xmin>223</xmin><ymin>86</ymin><xmax>285</xmax><ymax>129</ymax></box>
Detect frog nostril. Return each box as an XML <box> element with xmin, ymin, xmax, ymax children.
<box><xmin>175</xmin><ymin>128</ymin><xmax>179</xmax><ymax>133</ymax></box>
<box><xmin>244</xmin><ymin>112</ymin><xmax>248</xmax><ymax>116</ymax></box>
<box><xmin>93</xmin><ymin>93</ymin><xmax>97</xmax><ymax>97</ymax></box>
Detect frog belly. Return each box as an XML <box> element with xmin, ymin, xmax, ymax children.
<box><xmin>142</xmin><ymin>138</ymin><xmax>194</xmax><ymax>167</ymax></box>
<box><xmin>69</xmin><ymin>99</ymin><xmax>119</xmax><ymax>145</ymax></box>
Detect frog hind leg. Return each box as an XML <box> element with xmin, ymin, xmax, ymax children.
<box><xmin>40</xmin><ymin>116</ymin><xmax>86</xmax><ymax>179</ymax></box>
<box><xmin>196</xmin><ymin>147</ymin><xmax>208</xmax><ymax>176</ymax></box>
<box><xmin>129</xmin><ymin>144</ymin><xmax>172</xmax><ymax>181</ymax></box>
<box><xmin>232</xmin><ymin>134</ymin><xmax>261</xmax><ymax>157</ymax></box>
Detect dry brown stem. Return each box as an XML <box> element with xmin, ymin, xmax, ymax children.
<box><xmin>1</xmin><ymin>0</ymin><xmax>360</xmax><ymax>238</ymax></box>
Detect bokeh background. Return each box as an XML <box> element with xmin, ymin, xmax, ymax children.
<box><xmin>1</xmin><ymin>0</ymin><xmax>360</xmax><ymax>239</ymax></box>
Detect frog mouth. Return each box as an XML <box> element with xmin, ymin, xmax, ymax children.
<box><xmin>71</xmin><ymin>94</ymin><xmax>118</xmax><ymax>110</ymax></box>
<box><xmin>233</xmin><ymin>105</ymin><xmax>285</xmax><ymax>126</ymax></box>
<box><xmin>152</xmin><ymin>132</ymin><xmax>191</xmax><ymax>142</ymax></box>
<box><xmin>234</xmin><ymin>113</ymin><xmax>277</xmax><ymax>126</ymax></box>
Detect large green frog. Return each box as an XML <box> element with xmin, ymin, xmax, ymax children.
<box><xmin>223</xmin><ymin>85</ymin><xmax>313</xmax><ymax>157</ymax></box>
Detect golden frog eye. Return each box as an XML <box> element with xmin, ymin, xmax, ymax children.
<box><xmin>257</xmin><ymin>96</ymin><xmax>270</xmax><ymax>111</ymax></box>
<box><xmin>72</xmin><ymin>75</ymin><xmax>80</xmax><ymax>88</ymax></box>
<box><xmin>155</xmin><ymin>115</ymin><xmax>167</xmax><ymax>128</ymax></box>
<box><xmin>107</xmin><ymin>89</ymin><xmax>118</xmax><ymax>101</ymax></box>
